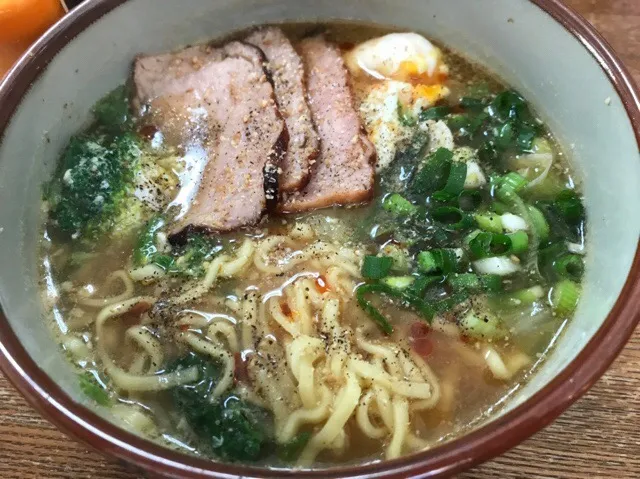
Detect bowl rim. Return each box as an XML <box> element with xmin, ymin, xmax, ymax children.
<box><xmin>0</xmin><ymin>0</ymin><xmax>639</xmax><ymax>478</ymax></box>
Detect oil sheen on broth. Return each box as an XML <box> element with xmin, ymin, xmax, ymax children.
<box><xmin>39</xmin><ymin>22</ymin><xmax>586</xmax><ymax>467</ymax></box>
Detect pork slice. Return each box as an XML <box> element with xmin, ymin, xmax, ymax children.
<box><xmin>133</xmin><ymin>42</ymin><xmax>288</xmax><ymax>234</ymax></box>
<box><xmin>280</xmin><ymin>36</ymin><xmax>375</xmax><ymax>213</ymax></box>
<box><xmin>245</xmin><ymin>27</ymin><xmax>319</xmax><ymax>192</ymax></box>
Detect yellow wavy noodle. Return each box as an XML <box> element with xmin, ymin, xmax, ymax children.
<box><xmin>125</xmin><ymin>325</ymin><xmax>163</xmax><ymax>375</ymax></box>
<box><xmin>95</xmin><ymin>296</ymin><xmax>200</xmax><ymax>391</ymax></box>
<box><xmin>77</xmin><ymin>270</ymin><xmax>134</xmax><ymax>308</ymax></box>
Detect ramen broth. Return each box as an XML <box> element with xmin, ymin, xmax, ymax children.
<box><xmin>40</xmin><ymin>23</ymin><xmax>585</xmax><ymax>467</ymax></box>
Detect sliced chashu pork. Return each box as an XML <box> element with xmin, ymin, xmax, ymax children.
<box><xmin>245</xmin><ymin>27</ymin><xmax>319</xmax><ymax>192</ymax></box>
<box><xmin>280</xmin><ymin>36</ymin><xmax>375</xmax><ymax>213</ymax></box>
<box><xmin>133</xmin><ymin>41</ymin><xmax>288</xmax><ymax>235</ymax></box>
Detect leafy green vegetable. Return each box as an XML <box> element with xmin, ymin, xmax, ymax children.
<box><xmin>78</xmin><ymin>371</ymin><xmax>111</xmax><ymax>406</ymax></box>
<box><xmin>168</xmin><ymin>353</ymin><xmax>274</xmax><ymax>462</ymax></box>
<box><xmin>92</xmin><ymin>85</ymin><xmax>131</xmax><ymax>129</ymax></box>
<box><xmin>131</xmin><ymin>218</ymin><xmax>223</xmax><ymax>278</ymax></box>
<box><xmin>134</xmin><ymin>215</ymin><xmax>166</xmax><ymax>266</ymax></box>
<box><xmin>47</xmin><ymin>131</ymin><xmax>142</xmax><ymax>239</ymax></box>
<box><xmin>277</xmin><ymin>432</ymin><xmax>312</xmax><ymax>462</ymax></box>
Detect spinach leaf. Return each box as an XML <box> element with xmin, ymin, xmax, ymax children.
<box><xmin>167</xmin><ymin>353</ymin><xmax>275</xmax><ymax>462</ymax></box>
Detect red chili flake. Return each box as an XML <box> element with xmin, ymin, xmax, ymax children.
<box><xmin>315</xmin><ymin>275</ymin><xmax>329</xmax><ymax>293</ymax></box>
<box><xmin>280</xmin><ymin>301</ymin><xmax>292</xmax><ymax>317</ymax></box>
<box><xmin>179</xmin><ymin>323</ymin><xmax>190</xmax><ymax>332</ymax></box>
<box><xmin>409</xmin><ymin>321</ymin><xmax>430</xmax><ymax>340</ymax></box>
<box><xmin>412</xmin><ymin>337</ymin><xmax>433</xmax><ymax>358</ymax></box>
<box><xmin>233</xmin><ymin>352</ymin><xmax>250</xmax><ymax>384</ymax></box>
<box><xmin>409</xmin><ymin>321</ymin><xmax>433</xmax><ymax>358</ymax></box>
<box><xmin>120</xmin><ymin>301</ymin><xmax>152</xmax><ymax>328</ymax></box>
<box><xmin>460</xmin><ymin>334</ymin><xmax>472</xmax><ymax>344</ymax></box>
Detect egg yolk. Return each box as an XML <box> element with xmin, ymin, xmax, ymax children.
<box><xmin>412</xmin><ymin>84</ymin><xmax>449</xmax><ymax>104</ymax></box>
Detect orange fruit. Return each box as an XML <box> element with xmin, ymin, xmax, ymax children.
<box><xmin>0</xmin><ymin>0</ymin><xmax>65</xmax><ymax>43</ymax></box>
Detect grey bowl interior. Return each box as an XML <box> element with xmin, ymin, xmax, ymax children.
<box><xmin>0</xmin><ymin>0</ymin><xmax>638</xmax><ymax>469</ymax></box>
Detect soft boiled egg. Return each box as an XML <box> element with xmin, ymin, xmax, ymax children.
<box><xmin>345</xmin><ymin>32</ymin><xmax>448</xmax><ymax>84</ymax></box>
<box><xmin>358</xmin><ymin>81</ymin><xmax>450</xmax><ymax>170</ymax></box>
<box><xmin>347</xmin><ymin>32</ymin><xmax>450</xmax><ymax>171</ymax></box>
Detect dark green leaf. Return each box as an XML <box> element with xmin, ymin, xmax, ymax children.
<box><xmin>419</xmin><ymin>105</ymin><xmax>451</xmax><ymax>121</ymax></box>
<box><xmin>277</xmin><ymin>432</ymin><xmax>312</xmax><ymax>462</ymax></box>
<box><xmin>362</xmin><ymin>255</ymin><xmax>394</xmax><ymax>279</ymax></box>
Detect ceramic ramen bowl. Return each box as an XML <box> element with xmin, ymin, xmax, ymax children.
<box><xmin>0</xmin><ymin>0</ymin><xmax>638</xmax><ymax>477</ymax></box>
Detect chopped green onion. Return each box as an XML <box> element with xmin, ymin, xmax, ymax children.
<box><xmin>458</xmin><ymin>190</ymin><xmax>484</xmax><ymax>211</ymax></box>
<box><xmin>361</xmin><ymin>255</ymin><xmax>393</xmax><ymax>279</ymax></box>
<box><xmin>527</xmin><ymin>205</ymin><xmax>550</xmax><ymax>241</ymax></box>
<box><xmin>356</xmin><ymin>283</ymin><xmax>435</xmax><ymax>334</ymax></box>
<box><xmin>356</xmin><ymin>284</ymin><xmax>394</xmax><ymax>334</ymax></box>
<box><xmin>432</xmin><ymin>206</ymin><xmax>473</xmax><ymax>230</ymax></box>
<box><xmin>468</xmin><ymin>232</ymin><xmax>512</xmax><ymax>259</ymax></box>
<box><xmin>507</xmin><ymin>231</ymin><xmax>529</xmax><ymax>254</ymax></box>
<box><xmin>380</xmin><ymin>243</ymin><xmax>410</xmax><ymax>273</ymax></box>
<box><xmin>381</xmin><ymin>276</ymin><xmax>415</xmax><ymax>290</ymax></box>
<box><xmin>459</xmin><ymin>309</ymin><xmax>502</xmax><ymax>339</ymax></box>
<box><xmin>448</xmin><ymin>273</ymin><xmax>501</xmax><ymax>293</ymax></box>
<box><xmin>459</xmin><ymin>96</ymin><xmax>486</xmax><ymax>110</ymax></box>
<box><xmin>480</xmin><ymin>274</ymin><xmax>504</xmax><ymax>292</ymax></box>
<box><xmin>448</xmin><ymin>273</ymin><xmax>480</xmax><ymax>291</ymax></box>
<box><xmin>491</xmin><ymin>201</ymin><xmax>510</xmax><ymax>215</ymax></box>
<box><xmin>490</xmin><ymin>90</ymin><xmax>526</xmax><ymax>121</ymax></box>
<box><xmin>516</xmin><ymin>124</ymin><xmax>537</xmax><ymax>151</ymax></box>
<box><xmin>407</xmin><ymin>275</ymin><xmax>443</xmax><ymax>297</ymax></box>
<box><xmin>440</xmin><ymin>161</ymin><xmax>468</xmax><ymax>196</ymax></box>
<box><xmin>418</xmin><ymin>249</ymin><xmax>460</xmax><ymax>274</ymax></box>
<box><xmin>554</xmin><ymin>189</ymin><xmax>585</xmax><ymax>225</ymax></box>
<box><xmin>419</xmin><ymin>105</ymin><xmax>451</xmax><ymax>121</ymax></box>
<box><xmin>502</xmin><ymin>285</ymin><xmax>545</xmax><ymax>307</ymax></box>
<box><xmin>475</xmin><ymin>213</ymin><xmax>503</xmax><ymax>233</ymax></box>
<box><xmin>411</xmin><ymin>147</ymin><xmax>453</xmax><ymax>196</ymax></box>
<box><xmin>382</xmin><ymin>193</ymin><xmax>417</xmax><ymax>216</ymax></box>
<box><xmin>553</xmin><ymin>254</ymin><xmax>584</xmax><ymax>281</ymax></box>
<box><xmin>417</xmin><ymin>251</ymin><xmax>437</xmax><ymax>273</ymax></box>
<box><xmin>498</xmin><ymin>172</ymin><xmax>529</xmax><ymax>196</ymax></box>
<box><xmin>496</xmin><ymin>122</ymin><xmax>515</xmax><ymax>149</ymax></box>
<box><xmin>550</xmin><ymin>280</ymin><xmax>580</xmax><ymax>316</ymax></box>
